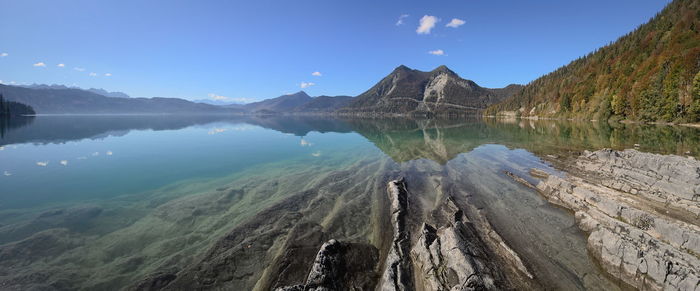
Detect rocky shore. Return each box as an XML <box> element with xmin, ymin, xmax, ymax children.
<box><xmin>510</xmin><ymin>149</ymin><xmax>700</xmax><ymax>290</ymax></box>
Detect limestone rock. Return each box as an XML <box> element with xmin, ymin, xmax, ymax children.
<box><xmin>530</xmin><ymin>149</ymin><xmax>700</xmax><ymax>291</ymax></box>
<box><xmin>379</xmin><ymin>178</ymin><xmax>413</xmax><ymax>291</ymax></box>
<box><xmin>274</xmin><ymin>239</ymin><xmax>379</xmax><ymax>291</ymax></box>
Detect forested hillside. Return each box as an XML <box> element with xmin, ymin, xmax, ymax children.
<box><xmin>487</xmin><ymin>0</ymin><xmax>700</xmax><ymax>122</ymax></box>
<box><xmin>0</xmin><ymin>94</ymin><xmax>35</xmax><ymax>116</ymax></box>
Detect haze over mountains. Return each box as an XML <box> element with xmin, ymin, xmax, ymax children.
<box><xmin>0</xmin><ymin>65</ymin><xmax>520</xmax><ymax>115</ymax></box>
<box><xmin>0</xmin><ymin>84</ymin><xmax>239</xmax><ymax>114</ymax></box>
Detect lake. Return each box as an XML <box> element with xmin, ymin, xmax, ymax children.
<box><xmin>1</xmin><ymin>115</ymin><xmax>698</xmax><ymax>290</ymax></box>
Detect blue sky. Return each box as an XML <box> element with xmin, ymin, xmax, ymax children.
<box><xmin>0</xmin><ymin>0</ymin><xmax>671</xmax><ymax>102</ymax></box>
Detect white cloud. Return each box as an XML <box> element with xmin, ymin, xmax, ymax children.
<box><xmin>3</xmin><ymin>171</ymin><xmax>11</xmax><ymax>176</ymax></box>
<box><xmin>446</xmin><ymin>18</ymin><xmax>466</xmax><ymax>28</ymax></box>
<box><xmin>89</xmin><ymin>72</ymin><xmax>97</xmax><ymax>77</ymax></box>
<box><xmin>104</xmin><ymin>73</ymin><xmax>112</xmax><ymax>77</ymax></box>
<box><xmin>207</xmin><ymin>93</ymin><xmax>255</xmax><ymax>104</ymax></box>
<box><xmin>106</xmin><ymin>151</ymin><xmax>113</xmax><ymax>156</ymax></box>
<box><xmin>1</xmin><ymin>53</ymin><xmax>8</xmax><ymax>57</ymax></box>
<box><xmin>311</xmin><ymin>151</ymin><xmax>321</xmax><ymax>157</ymax></box>
<box><xmin>0</xmin><ymin>146</ymin><xmax>4</xmax><ymax>150</ymax></box>
<box><xmin>74</xmin><ymin>67</ymin><xmax>85</xmax><ymax>72</ymax></box>
<box><xmin>300</xmin><ymin>138</ymin><xmax>312</xmax><ymax>147</ymax></box>
<box><xmin>311</xmin><ymin>71</ymin><xmax>322</xmax><ymax>77</ymax></box>
<box><xmin>396</xmin><ymin>14</ymin><xmax>409</xmax><ymax>26</ymax></box>
<box><xmin>208</xmin><ymin>93</ymin><xmax>229</xmax><ymax>101</ymax></box>
<box><xmin>60</xmin><ymin>160</ymin><xmax>68</xmax><ymax>166</ymax></box>
<box><xmin>33</xmin><ymin>62</ymin><xmax>47</xmax><ymax>67</ymax></box>
<box><xmin>36</xmin><ymin>161</ymin><xmax>49</xmax><ymax>167</ymax></box>
<box><xmin>57</xmin><ymin>63</ymin><xmax>65</xmax><ymax>67</ymax></box>
<box><xmin>91</xmin><ymin>152</ymin><xmax>100</xmax><ymax>156</ymax></box>
<box><xmin>417</xmin><ymin>15</ymin><xmax>439</xmax><ymax>34</ymax></box>
<box><xmin>300</xmin><ymin>82</ymin><xmax>315</xmax><ymax>89</ymax></box>
<box><xmin>428</xmin><ymin>49</ymin><xmax>446</xmax><ymax>56</ymax></box>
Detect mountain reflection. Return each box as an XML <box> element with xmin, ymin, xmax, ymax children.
<box><xmin>1</xmin><ymin>115</ymin><xmax>698</xmax><ymax>162</ymax></box>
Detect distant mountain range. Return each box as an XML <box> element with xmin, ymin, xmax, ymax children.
<box><xmin>20</xmin><ymin>84</ymin><xmax>131</xmax><ymax>98</ymax></box>
<box><xmin>0</xmin><ymin>84</ymin><xmax>241</xmax><ymax>114</ymax></box>
<box><xmin>222</xmin><ymin>65</ymin><xmax>521</xmax><ymax>116</ymax></box>
<box><xmin>1</xmin><ymin>65</ymin><xmax>516</xmax><ymax>115</ymax></box>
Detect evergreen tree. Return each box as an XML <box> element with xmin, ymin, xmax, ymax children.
<box><xmin>0</xmin><ymin>93</ymin><xmax>7</xmax><ymax>116</ymax></box>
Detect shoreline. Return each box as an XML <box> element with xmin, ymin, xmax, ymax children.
<box><xmin>508</xmin><ymin>148</ymin><xmax>700</xmax><ymax>290</ymax></box>
<box><xmin>483</xmin><ymin>114</ymin><xmax>700</xmax><ymax>129</ymax></box>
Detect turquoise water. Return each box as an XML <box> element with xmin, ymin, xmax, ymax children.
<box><xmin>0</xmin><ymin>116</ymin><xmax>374</xmax><ymax>210</ymax></box>
<box><xmin>1</xmin><ymin>115</ymin><xmax>698</xmax><ymax>290</ymax></box>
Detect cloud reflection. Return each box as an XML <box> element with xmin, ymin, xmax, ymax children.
<box><xmin>208</xmin><ymin>128</ymin><xmax>227</xmax><ymax>135</ymax></box>
<box><xmin>301</xmin><ymin>139</ymin><xmax>313</xmax><ymax>147</ymax></box>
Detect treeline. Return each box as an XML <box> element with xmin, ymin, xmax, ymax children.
<box><xmin>0</xmin><ymin>93</ymin><xmax>36</xmax><ymax>116</ymax></box>
<box><xmin>487</xmin><ymin>0</ymin><xmax>700</xmax><ymax>123</ymax></box>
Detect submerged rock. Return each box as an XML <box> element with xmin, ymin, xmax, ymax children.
<box><xmin>274</xmin><ymin>239</ymin><xmax>380</xmax><ymax>291</ymax></box>
<box><xmin>528</xmin><ymin>149</ymin><xmax>700</xmax><ymax>291</ymax></box>
<box><xmin>410</xmin><ymin>215</ymin><xmax>498</xmax><ymax>290</ymax></box>
<box><xmin>379</xmin><ymin>178</ymin><xmax>413</xmax><ymax>291</ymax></box>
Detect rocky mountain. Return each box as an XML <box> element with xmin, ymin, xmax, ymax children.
<box><xmin>338</xmin><ymin>65</ymin><xmax>522</xmax><ymax>116</ymax></box>
<box><xmin>487</xmin><ymin>0</ymin><xmax>700</xmax><ymax>122</ymax></box>
<box><xmin>0</xmin><ymin>84</ymin><xmax>241</xmax><ymax>114</ymax></box>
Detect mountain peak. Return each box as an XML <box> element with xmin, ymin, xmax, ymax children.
<box><xmin>288</xmin><ymin>91</ymin><xmax>310</xmax><ymax>97</ymax></box>
<box><xmin>393</xmin><ymin>65</ymin><xmax>412</xmax><ymax>72</ymax></box>
<box><xmin>342</xmin><ymin>64</ymin><xmax>522</xmax><ymax>115</ymax></box>
<box><xmin>431</xmin><ymin>65</ymin><xmax>456</xmax><ymax>76</ymax></box>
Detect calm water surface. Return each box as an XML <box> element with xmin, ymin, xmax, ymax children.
<box><xmin>1</xmin><ymin>115</ymin><xmax>698</xmax><ymax>289</ymax></box>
